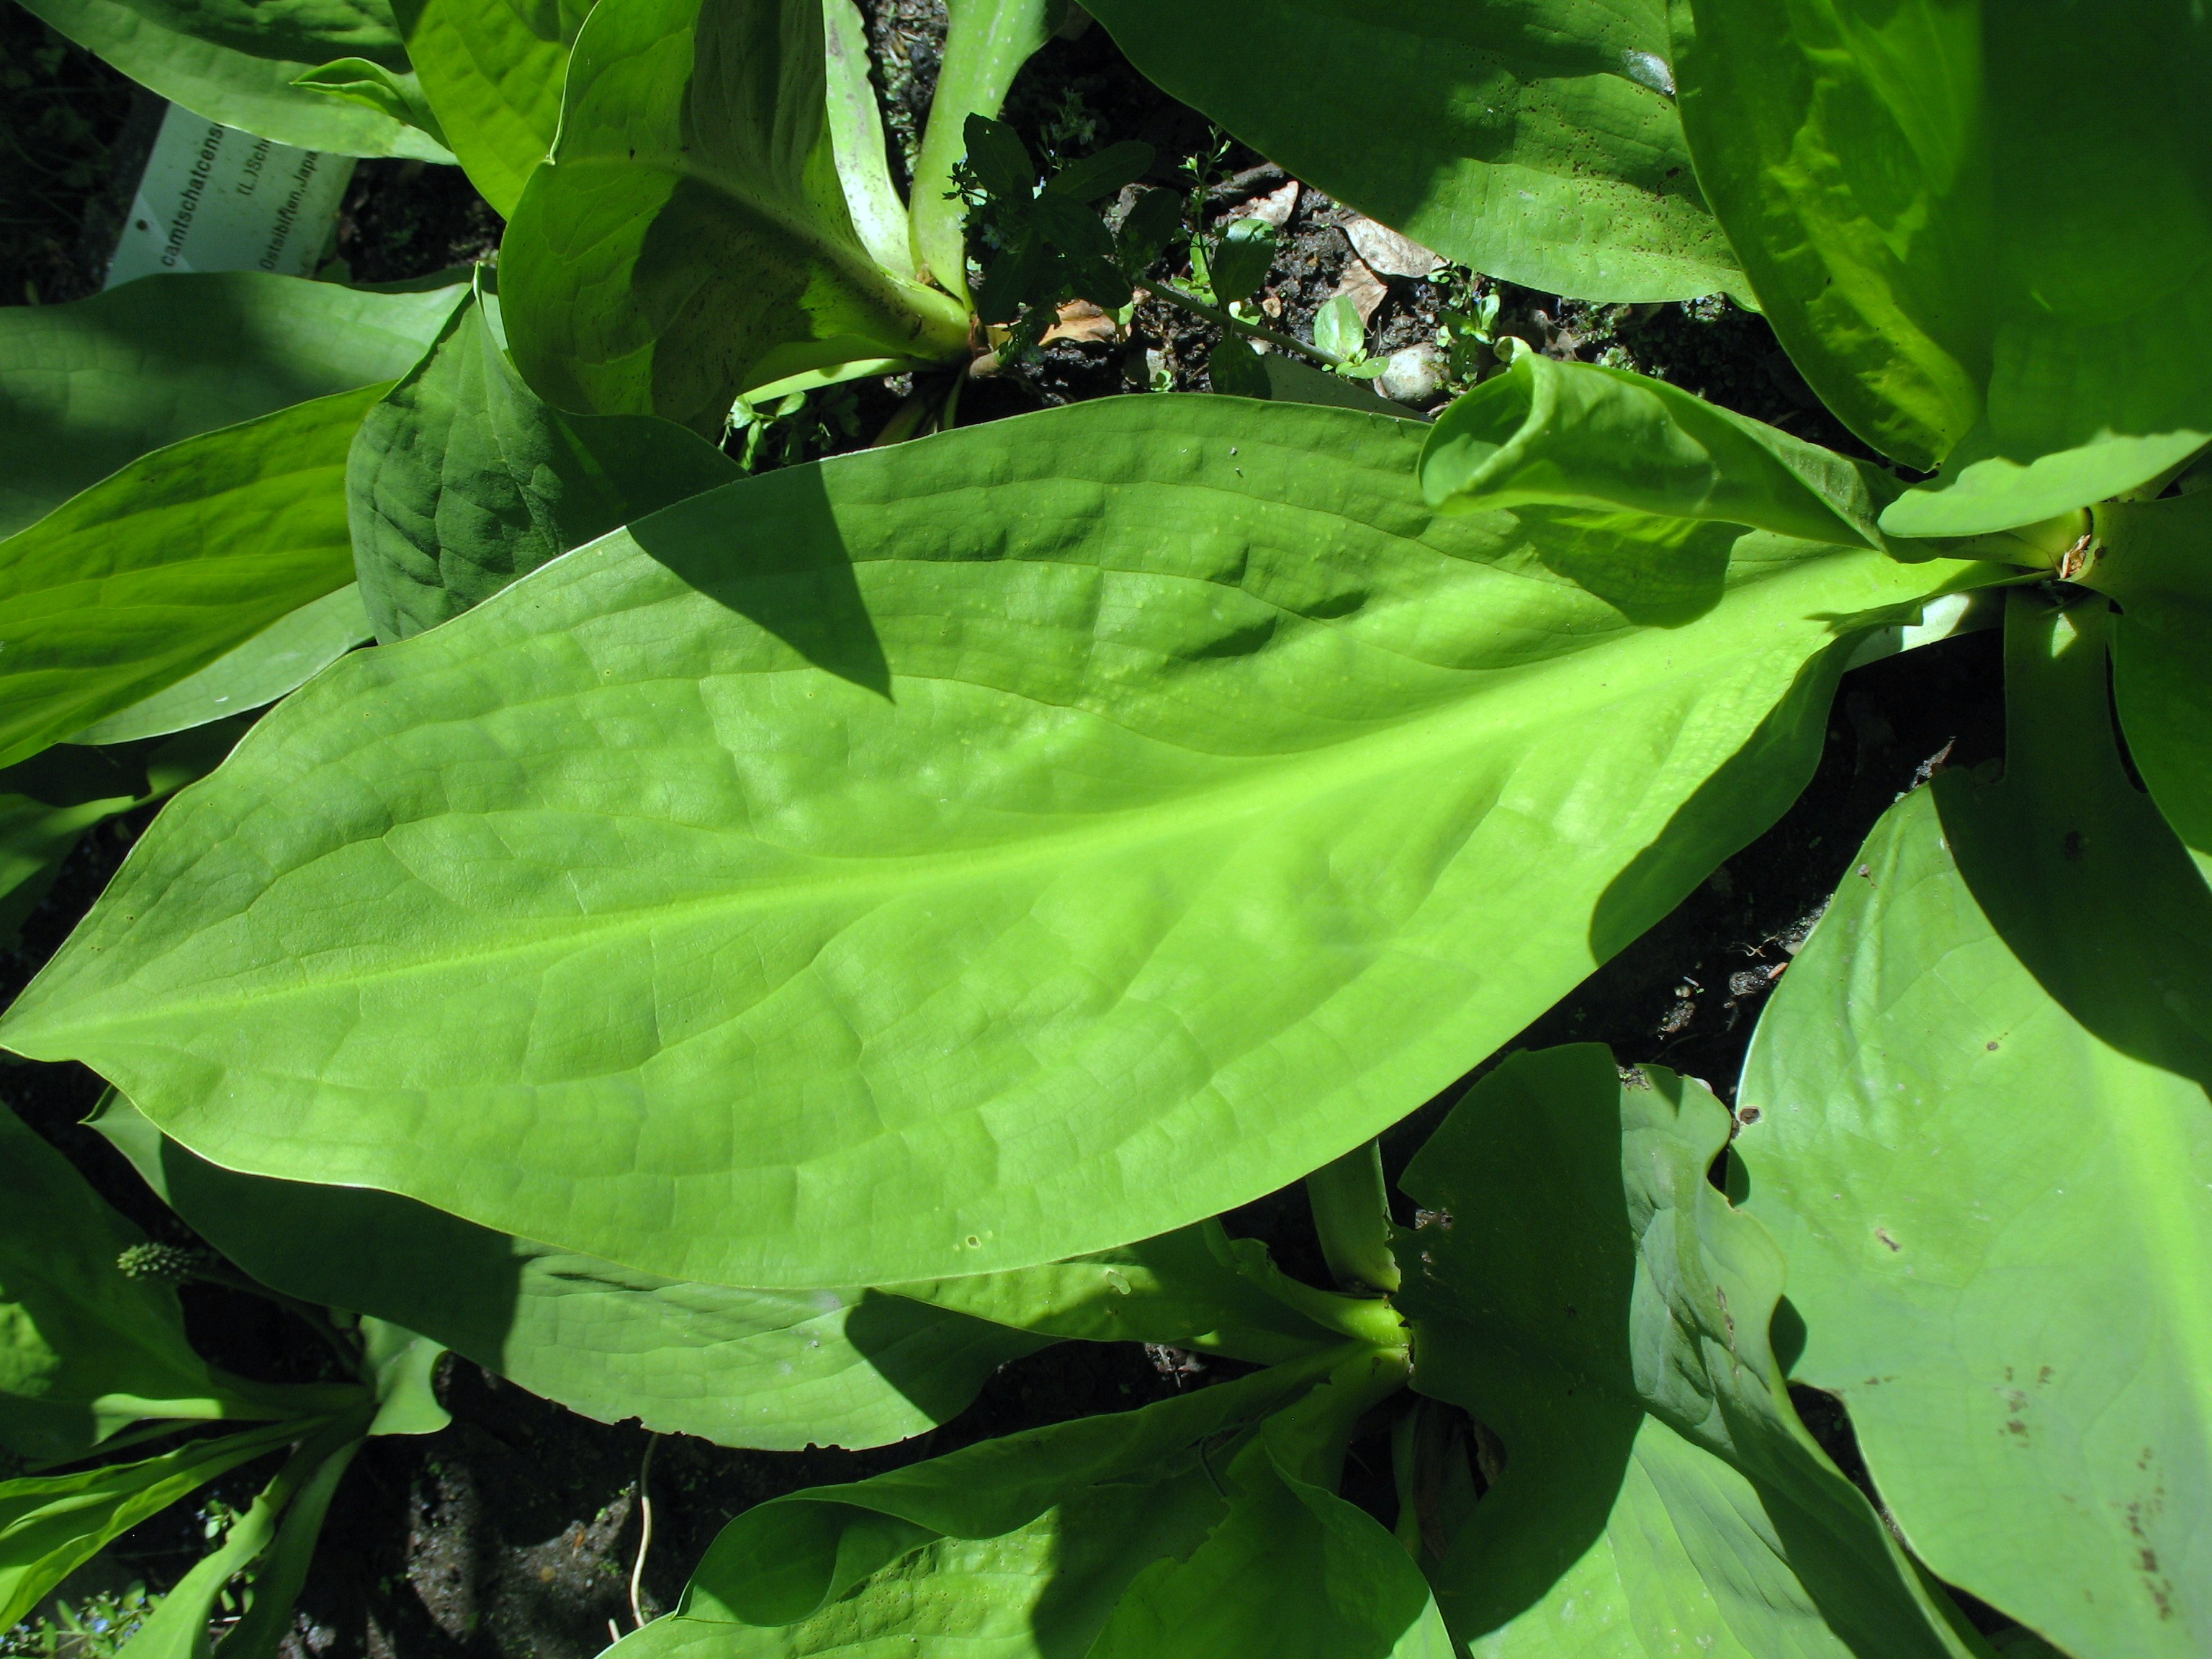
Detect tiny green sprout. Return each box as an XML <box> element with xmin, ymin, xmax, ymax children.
<box><xmin>728</xmin><ymin>387</ymin><xmax>863</xmax><ymax>475</ymax></box>
<box><xmin>6</xmin><ymin>1584</ymin><xmax>160</xmax><ymax>1659</ymax></box>
<box><xmin>1210</xmin><ymin>218</ymin><xmax>1277</xmax><ymax>307</ymax></box>
<box><xmin>1432</xmin><ymin>273</ymin><xmax>1502</xmax><ymax>392</ymax></box>
<box><xmin>1313</xmin><ymin>296</ymin><xmax>1387</xmax><ymax>380</ymax></box>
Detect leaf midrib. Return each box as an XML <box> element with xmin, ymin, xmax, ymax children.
<box><xmin>19</xmin><ymin>557</ymin><xmax>1876</xmax><ymax>1036</ymax></box>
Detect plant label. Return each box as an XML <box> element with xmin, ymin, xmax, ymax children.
<box><xmin>104</xmin><ymin>104</ymin><xmax>355</xmax><ymax>289</ymax></box>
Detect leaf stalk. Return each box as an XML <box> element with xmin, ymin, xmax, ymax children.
<box><xmin>908</xmin><ymin>0</ymin><xmax>1057</xmax><ymax>306</ymax></box>
<box><xmin>1139</xmin><ymin>282</ymin><xmax>1350</xmax><ymax>369</ymax></box>
<box><xmin>1305</xmin><ymin>1141</ymin><xmax>1401</xmax><ymax>1295</ymax></box>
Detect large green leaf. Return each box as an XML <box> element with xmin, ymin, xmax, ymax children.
<box><xmin>608</xmin><ymin>1513</ymin><xmax>1192</xmax><ymax>1659</ymax></box>
<box><xmin>498</xmin><ymin>0</ymin><xmax>969</xmax><ymax>435</ymax></box>
<box><xmin>0</xmin><ymin>396</ymin><xmax>1984</xmax><ymax>1288</ymax></box>
<box><xmin>17</xmin><ymin>0</ymin><xmax>451</xmax><ymax>158</ymax></box>
<box><xmin>682</xmin><ymin>1359</ymin><xmax>1328</xmax><ymax>1626</ymax></box>
<box><xmin>68</xmin><ymin>588</ymin><xmax>372</xmax><ymax>747</ymax></box>
<box><xmin>1671</xmin><ymin>0</ymin><xmax>2212</xmax><ymax>529</ymax></box>
<box><xmin>1399</xmin><ymin>1046</ymin><xmax>1981</xmax><ymax>1657</ymax></box>
<box><xmin>91</xmin><ymin>1094</ymin><xmax>1048</xmax><ymax>1452</ymax></box>
<box><xmin>0</xmin><ymin>1105</ymin><xmax>330</xmax><ymax>1464</ymax></box>
<box><xmin>1084</xmin><ymin>1455</ymin><xmax>1450</xmax><ymax>1659</ymax></box>
<box><xmin>0</xmin><ymin>274</ymin><xmax>464</xmax><ymax>540</ymax></box>
<box><xmin>611</xmin><ymin>1429</ymin><xmax>1241</xmax><ymax>1659</ymax></box>
<box><xmin>1084</xmin><ymin>0</ymin><xmax>1743</xmax><ymax>302</ymax></box>
<box><xmin>612</xmin><ymin>1345</ymin><xmax>1442</xmax><ymax>1659</ymax></box>
<box><xmin>1422</xmin><ymin>352</ymin><xmax>1892</xmax><ymax>549</ymax></box>
<box><xmin>1735</xmin><ymin>595</ymin><xmax>2212</xmax><ymax>1655</ymax></box>
<box><xmin>2085</xmin><ymin>488</ymin><xmax>2212</xmax><ymax>881</ymax></box>
<box><xmin>1083</xmin><ymin>1356</ymin><xmax>1452</xmax><ymax>1659</ymax></box>
<box><xmin>0</xmin><ymin>724</ymin><xmax>248</xmax><ymax>946</ymax></box>
<box><xmin>0</xmin><ymin>385</ymin><xmax>379</xmax><ymax>772</ymax></box>
<box><xmin>349</xmin><ymin>283</ymin><xmax>738</xmax><ymax>641</ymax></box>
<box><xmin>0</xmin><ymin>1419</ymin><xmax>307</xmax><ymax>1629</ymax></box>
<box><xmin>390</xmin><ymin>0</ymin><xmax>590</xmax><ymax>213</ymax></box>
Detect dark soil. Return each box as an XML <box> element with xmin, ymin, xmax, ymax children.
<box><xmin>0</xmin><ymin>9</ymin><xmax>142</xmax><ymax>305</ymax></box>
<box><xmin>331</xmin><ymin>161</ymin><xmax>502</xmax><ymax>289</ymax></box>
<box><xmin>1</xmin><ymin>4</ymin><xmax>2016</xmax><ymax>1655</ymax></box>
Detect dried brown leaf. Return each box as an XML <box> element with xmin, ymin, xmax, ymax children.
<box><xmin>1344</xmin><ymin>216</ymin><xmax>1443</xmax><ymax>279</ymax></box>
<box><xmin>1329</xmin><ymin>256</ymin><xmax>1388</xmax><ymax>324</ymax></box>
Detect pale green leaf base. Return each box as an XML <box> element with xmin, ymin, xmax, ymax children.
<box><xmin>499</xmin><ymin>0</ymin><xmax>968</xmax><ymax>432</ymax></box>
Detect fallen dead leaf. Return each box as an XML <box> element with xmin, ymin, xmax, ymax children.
<box><xmin>1226</xmin><ymin>179</ymin><xmax>1300</xmax><ymax>228</ymax></box>
<box><xmin>1329</xmin><ymin>256</ymin><xmax>1388</xmax><ymax>324</ymax></box>
<box><xmin>1344</xmin><ymin>215</ymin><xmax>1443</xmax><ymax>279</ymax></box>
<box><xmin>1039</xmin><ymin>300</ymin><xmax>1119</xmax><ymax>347</ymax></box>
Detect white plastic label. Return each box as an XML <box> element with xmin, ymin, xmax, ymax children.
<box><xmin>105</xmin><ymin>104</ymin><xmax>356</xmax><ymax>289</ymax></box>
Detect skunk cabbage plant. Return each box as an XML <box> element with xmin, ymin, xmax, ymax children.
<box><xmin>0</xmin><ymin>0</ymin><xmax>2206</xmax><ymax>1653</ymax></box>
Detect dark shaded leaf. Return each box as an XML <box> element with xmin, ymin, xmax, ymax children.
<box><xmin>1401</xmin><ymin>1047</ymin><xmax>1984</xmax><ymax>1655</ymax></box>
<box><xmin>1045</xmin><ymin>139</ymin><xmax>1154</xmax><ymax>203</ymax></box>
<box><xmin>1207</xmin><ymin>335</ymin><xmax>1269</xmax><ymax>398</ymax></box>
<box><xmin>963</xmin><ymin>112</ymin><xmax>1036</xmax><ymax>202</ymax></box>
<box><xmin>350</xmin><ymin>283</ymin><xmax>739</xmax><ymax>641</ymax></box>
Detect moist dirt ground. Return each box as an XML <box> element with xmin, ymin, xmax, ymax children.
<box><xmin>1</xmin><ymin>6</ymin><xmax>2011</xmax><ymax>1654</ymax></box>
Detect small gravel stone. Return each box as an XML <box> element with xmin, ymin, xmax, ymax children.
<box><xmin>1376</xmin><ymin>342</ymin><xmax>1444</xmax><ymax>403</ymax></box>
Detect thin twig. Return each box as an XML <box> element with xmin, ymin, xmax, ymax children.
<box><xmin>1138</xmin><ymin>282</ymin><xmax>1347</xmax><ymax>369</ymax></box>
<box><xmin>629</xmin><ymin>1436</ymin><xmax>660</xmax><ymax>1629</ymax></box>
<box><xmin>1204</xmin><ymin>162</ymin><xmax>1289</xmax><ymax>206</ymax></box>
